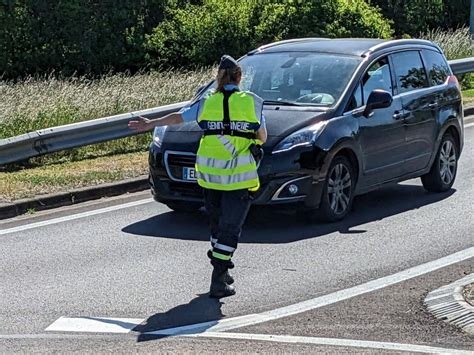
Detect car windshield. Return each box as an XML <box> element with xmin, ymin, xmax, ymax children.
<box><xmin>202</xmin><ymin>52</ymin><xmax>361</xmax><ymax>106</ymax></box>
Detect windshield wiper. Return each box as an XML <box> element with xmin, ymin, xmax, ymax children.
<box><xmin>263</xmin><ymin>100</ymin><xmax>302</xmax><ymax>106</ymax></box>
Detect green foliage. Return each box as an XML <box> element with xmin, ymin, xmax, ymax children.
<box><xmin>368</xmin><ymin>0</ymin><xmax>470</xmax><ymax>36</ymax></box>
<box><xmin>0</xmin><ymin>0</ymin><xmax>172</xmax><ymax>79</ymax></box>
<box><xmin>146</xmin><ymin>0</ymin><xmax>393</xmax><ymax>68</ymax></box>
<box><xmin>0</xmin><ymin>0</ymin><xmax>471</xmax><ymax>79</ymax></box>
<box><xmin>145</xmin><ymin>0</ymin><xmax>257</xmax><ymax>68</ymax></box>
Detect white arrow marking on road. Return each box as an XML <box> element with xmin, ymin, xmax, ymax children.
<box><xmin>46</xmin><ymin>247</ymin><xmax>473</xmax><ymax>336</ymax></box>
<box><xmin>45</xmin><ymin>316</ymin><xmax>145</xmax><ymax>333</ymax></box>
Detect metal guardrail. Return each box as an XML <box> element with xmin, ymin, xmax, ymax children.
<box><xmin>450</xmin><ymin>57</ymin><xmax>474</xmax><ymax>75</ymax></box>
<box><xmin>0</xmin><ymin>101</ymin><xmax>188</xmax><ymax>165</ymax></box>
<box><xmin>0</xmin><ymin>57</ymin><xmax>473</xmax><ymax>166</ymax></box>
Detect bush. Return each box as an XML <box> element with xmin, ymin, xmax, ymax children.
<box><xmin>145</xmin><ymin>0</ymin><xmax>257</xmax><ymax>69</ymax></box>
<box><xmin>0</xmin><ymin>0</ymin><xmax>172</xmax><ymax>79</ymax></box>
<box><xmin>368</xmin><ymin>0</ymin><xmax>470</xmax><ymax>36</ymax></box>
<box><xmin>146</xmin><ymin>0</ymin><xmax>393</xmax><ymax>69</ymax></box>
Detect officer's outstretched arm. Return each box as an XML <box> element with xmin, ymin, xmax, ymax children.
<box><xmin>128</xmin><ymin>112</ymin><xmax>184</xmax><ymax>132</ymax></box>
<box><xmin>256</xmin><ymin>127</ymin><xmax>267</xmax><ymax>144</ymax></box>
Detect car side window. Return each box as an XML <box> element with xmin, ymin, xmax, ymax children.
<box><xmin>362</xmin><ymin>57</ymin><xmax>393</xmax><ymax>104</ymax></box>
<box><xmin>346</xmin><ymin>57</ymin><xmax>392</xmax><ymax>111</ymax></box>
<box><xmin>391</xmin><ymin>51</ymin><xmax>429</xmax><ymax>94</ymax></box>
<box><xmin>421</xmin><ymin>49</ymin><xmax>450</xmax><ymax>86</ymax></box>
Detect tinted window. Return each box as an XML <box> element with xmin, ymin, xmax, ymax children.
<box><xmin>422</xmin><ymin>49</ymin><xmax>450</xmax><ymax>86</ymax></box>
<box><xmin>202</xmin><ymin>52</ymin><xmax>361</xmax><ymax>107</ymax></box>
<box><xmin>362</xmin><ymin>57</ymin><xmax>393</xmax><ymax>103</ymax></box>
<box><xmin>391</xmin><ymin>51</ymin><xmax>428</xmax><ymax>94</ymax></box>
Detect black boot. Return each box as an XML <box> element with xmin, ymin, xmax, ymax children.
<box><xmin>209</xmin><ymin>259</ymin><xmax>236</xmax><ymax>298</ymax></box>
<box><xmin>208</xmin><ymin>250</ymin><xmax>234</xmax><ymax>285</ymax></box>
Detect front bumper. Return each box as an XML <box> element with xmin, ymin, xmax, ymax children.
<box><xmin>148</xmin><ymin>143</ymin><xmax>325</xmax><ymax>208</ymax></box>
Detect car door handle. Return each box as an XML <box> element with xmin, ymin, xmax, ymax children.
<box><xmin>393</xmin><ymin>111</ymin><xmax>403</xmax><ymax>120</ymax></box>
<box><xmin>428</xmin><ymin>102</ymin><xmax>438</xmax><ymax>109</ymax></box>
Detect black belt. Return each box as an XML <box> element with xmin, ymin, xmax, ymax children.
<box><xmin>203</xmin><ymin>130</ymin><xmax>256</xmax><ymax>139</ymax></box>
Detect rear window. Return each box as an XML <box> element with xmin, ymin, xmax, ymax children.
<box><xmin>391</xmin><ymin>51</ymin><xmax>428</xmax><ymax>94</ymax></box>
<box><xmin>422</xmin><ymin>49</ymin><xmax>450</xmax><ymax>86</ymax></box>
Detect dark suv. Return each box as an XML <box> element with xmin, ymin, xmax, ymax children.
<box><xmin>148</xmin><ymin>38</ymin><xmax>463</xmax><ymax>221</ymax></box>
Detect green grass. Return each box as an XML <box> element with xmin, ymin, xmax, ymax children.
<box><xmin>0</xmin><ymin>151</ymin><xmax>148</xmax><ymax>202</ymax></box>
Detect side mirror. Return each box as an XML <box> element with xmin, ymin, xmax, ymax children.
<box><xmin>363</xmin><ymin>89</ymin><xmax>393</xmax><ymax>117</ymax></box>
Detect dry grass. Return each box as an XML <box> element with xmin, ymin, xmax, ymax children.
<box><xmin>0</xmin><ymin>68</ymin><xmax>213</xmax><ymax>165</ymax></box>
<box><xmin>420</xmin><ymin>27</ymin><xmax>473</xmax><ymax>60</ymax></box>
<box><xmin>0</xmin><ymin>68</ymin><xmax>212</xmax><ymax>132</ymax></box>
<box><xmin>0</xmin><ymin>151</ymin><xmax>148</xmax><ymax>202</ymax></box>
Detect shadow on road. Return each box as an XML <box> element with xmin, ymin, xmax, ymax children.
<box><xmin>122</xmin><ymin>183</ymin><xmax>455</xmax><ymax>244</ymax></box>
<box><xmin>132</xmin><ymin>293</ymin><xmax>224</xmax><ymax>342</ymax></box>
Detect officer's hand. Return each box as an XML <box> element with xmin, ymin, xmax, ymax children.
<box><xmin>128</xmin><ymin>116</ymin><xmax>152</xmax><ymax>132</ymax></box>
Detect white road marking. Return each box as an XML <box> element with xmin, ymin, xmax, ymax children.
<box><xmin>464</xmin><ymin>122</ymin><xmax>474</xmax><ymax>128</ymax></box>
<box><xmin>0</xmin><ymin>199</ymin><xmax>153</xmax><ymax>236</ymax></box>
<box><xmin>2</xmin><ymin>120</ymin><xmax>472</xmax><ymax>235</ymax></box>
<box><xmin>45</xmin><ymin>247</ymin><xmax>473</xmax><ymax>337</ymax></box>
<box><xmin>191</xmin><ymin>332</ymin><xmax>473</xmax><ymax>354</ymax></box>
<box><xmin>143</xmin><ymin>247</ymin><xmax>474</xmax><ymax>334</ymax></box>
<box><xmin>45</xmin><ymin>316</ymin><xmax>145</xmax><ymax>333</ymax></box>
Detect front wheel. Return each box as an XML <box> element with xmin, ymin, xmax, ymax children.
<box><xmin>421</xmin><ymin>133</ymin><xmax>458</xmax><ymax>192</ymax></box>
<box><xmin>308</xmin><ymin>155</ymin><xmax>356</xmax><ymax>222</ymax></box>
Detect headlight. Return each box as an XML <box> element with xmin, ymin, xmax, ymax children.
<box><xmin>153</xmin><ymin>126</ymin><xmax>167</xmax><ymax>148</ymax></box>
<box><xmin>272</xmin><ymin>121</ymin><xmax>327</xmax><ymax>154</ymax></box>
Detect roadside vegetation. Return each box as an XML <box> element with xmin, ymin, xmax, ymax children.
<box><xmin>0</xmin><ymin>68</ymin><xmax>212</xmax><ymax>165</ymax></box>
<box><xmin>0</xmin><ymin>23</ymin><xmax>472</xmax><ymax>202</ymax></box>
<box><xmin>0</xmin><ymin>152</ymin><xmax>148</xmax><ymax>203</ymax></box>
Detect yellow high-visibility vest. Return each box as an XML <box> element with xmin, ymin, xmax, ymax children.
<box><xmin>196</xmin><ymin>90</ymin><xmax>263</xmax><ymax>191</ymax></box>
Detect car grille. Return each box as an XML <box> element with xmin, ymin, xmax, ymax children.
<box><xmin>164</xmin><ymin>151</ymin><xmax>197</xmax><ymax>183</ymax></box>
<box><xmin>169</xmin><ymin>182</ymin><xmax>203</xmax><ymax>198</ymax></box>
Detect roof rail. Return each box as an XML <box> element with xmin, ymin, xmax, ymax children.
<box><xmin>363</xmin><ymin>39</ymin><xmax>440</xmax><ymax>56</ymax></box>
<box><xmin>248</xmin><ymin>37</ymin><xmax>330</xmax><ymax>55</ymax></box>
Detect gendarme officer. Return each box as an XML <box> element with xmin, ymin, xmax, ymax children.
<box><xmin>129</xmin><ymin>55</ymin><xmax>267</xmax><ymax>298</ymax></box>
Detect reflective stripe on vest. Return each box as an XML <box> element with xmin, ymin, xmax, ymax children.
<box><xmin>196</xmin><ymin>154</ymin><xmax>254</xmax><ymax>170</ymax></box>
<box><xmin>197</xmin><ymin>170</ymin><xmax>259</xmax><ymax>185</ymax></box>
<box><xmin>216</xmin><ymin>135</ymin><xmax>238</xmax><ymax>157</ymax></box>
<box><xmin>196</xmin><ymin>90</ymin><xmax>262</xmax><ymax>191</ymax></box>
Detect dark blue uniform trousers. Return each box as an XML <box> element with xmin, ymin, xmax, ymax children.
<box><xmin>204</xmin><ymin>188</ymin><xmax>251</xmax><ymax>260</ymax></box>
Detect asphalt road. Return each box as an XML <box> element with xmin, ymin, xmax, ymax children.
<box><xmin>1</xmin><ymin>125</ymin><xmax>473</xmax><ymax>353</ymax></box>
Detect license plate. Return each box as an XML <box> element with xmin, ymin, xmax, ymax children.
<box><xmin>183</xmin><ymin>167</ymin><xmax>197</xmax><ymax>181</ymax></box>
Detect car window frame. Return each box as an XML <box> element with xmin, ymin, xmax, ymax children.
<box><xmin>389</xmin><ymin>50</ymin><xmax>430</xmax><ymax>96</ymax></box>
<box><xmin>420</xmin><ymin>48</ymin><xmax>451</xmax><ymax>88</ymax></box>
<box><xmin>344</xmin><ymin>54</ymin><xmax>394</xmax><ymax>112</ymax></box>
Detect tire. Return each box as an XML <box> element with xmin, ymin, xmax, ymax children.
<box><xmin>165</xmin><ymin>201</ymin><xmax>202</xmax><ymax>213</ymax></box>
<box><xmin>421</xmin><ymin>133</ymin><xmax>458</xmax><ymax>193</ymax></box>
<box><xmin>310</xmin><ymin>155</ymin><xmax>356</xmax><ymax>222</ymax></box>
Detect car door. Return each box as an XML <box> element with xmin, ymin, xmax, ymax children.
<box><xmin>351</xmin><ymin>56</ymin><xmax>406</xmax><ymax>187</ymax></box>
<box><xmin>389</xmin><ymin>50</ymin><xmax>437</xmax><ymax>173</ymax></box>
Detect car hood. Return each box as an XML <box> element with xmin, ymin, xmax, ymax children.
<box><xmin>164</xmin><ymin>107</ymin><xmax>328</xmax><ymax>149</ymax></box>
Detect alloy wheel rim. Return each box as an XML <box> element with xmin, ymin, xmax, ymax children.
<box><xmin>327</xmin><ymin>163</ymin><xmax>352</xmax><ymax>215</ymax></box>
<box><xmin>439</xmin><ymin>140</ymin><xmax>456</xmax><ymax>185</ymax></box>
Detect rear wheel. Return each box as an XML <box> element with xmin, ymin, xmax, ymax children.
<box><xmin>421</xmin><ymin>133</ymin><xmax>458</xmax><ymax>192</ymax></box>
<box><xmin>165</xmin><ymin>201</ymin><xmax>202</xmax><ymax>213</ymax></box>
<box><xmin>308</xmin><ymin>155</ymin><xmax>355</xmax><ymax>222</ymax></box>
